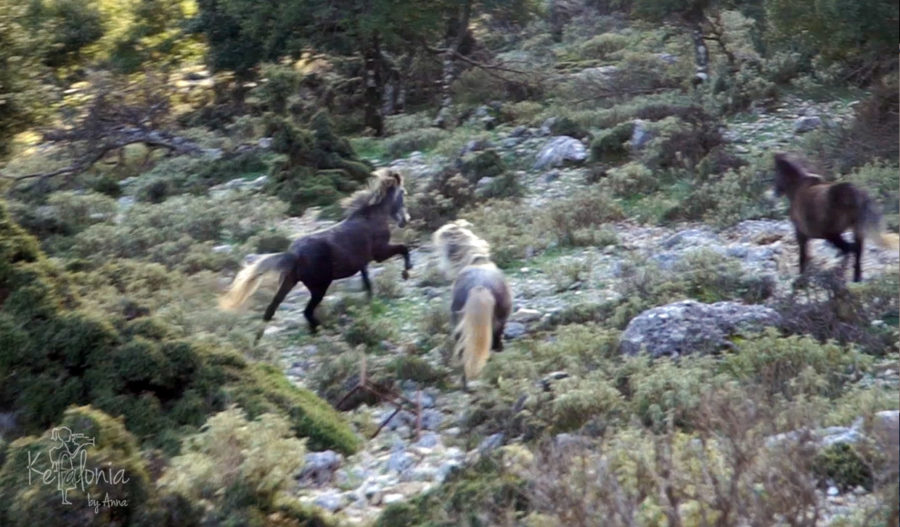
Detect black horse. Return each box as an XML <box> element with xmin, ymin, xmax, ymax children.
<box><xmin>220</xmin><ymin>169</ymin><xmax>412</xmax><ymax>332</ymax></box>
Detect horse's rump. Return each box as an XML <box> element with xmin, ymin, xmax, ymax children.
<box><xmin>828</xmin><ymin>182</ymin><xmax>863</xmax><ymax>212</ymax></box>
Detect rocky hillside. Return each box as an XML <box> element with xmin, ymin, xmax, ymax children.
<box><xmin>0</xmin><ymin>2</ymin><xmax>897</xmax><ymax>526</ymax></box>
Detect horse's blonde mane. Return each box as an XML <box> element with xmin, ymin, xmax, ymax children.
<box><xmin>433</xmin><ymin>219</ymin><xmax>492</xmax><ymax>280</ymax></box>
<box><xmin>342</xmin><ymin>168</ymin><xmax>404</xmax><ymax>214</ymax></box>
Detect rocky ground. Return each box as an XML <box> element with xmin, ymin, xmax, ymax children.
<box><xmin>221</xmin><ymin>95</ymin><xmax>898</xmax><ymax>526</ymax></box>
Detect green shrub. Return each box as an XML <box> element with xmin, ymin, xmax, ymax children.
<box><xmin>813</xmin><ymin>443</ymin><xmax>874</xmax><ymax>491</ymax></box>
<box><xmin>545</xmin><ymin>116</ymin><xmax>591</xmax><ymax>140</ymax></box>
<box><xmin>0</xmin><ymin>406</ymin><xmax>160</xmax><ymax>527</ymax></box>
<box><xmin>374</xmin><ymin>454</ymin><xmax>528</xmax><ymax>527</ymax></box>
<box><xmin>604</xmin><ymin>161</ymin><xmax>657</xmax><ymax>196</ymax></box>
<box><xmin>580</xmin><ymin>33</ymin><xmax>629</xmax><ymax>59</ymax></box>
<box><xmin>451</xmin><ymin>68</ymin><xmax>507</xmax><ymax>106</ymax></box>
<box><xmin>503</xmin><ymin>101</ymin><xmax>544</xmax><ymax>125</ymax></box>
<box><xmin>538</xmin><ymin>188</ymin><xmax>624</xmax><ymax>248</ymax></box>
<box><xmin>590</xmin><ymin>121</ymin><xmax>633</xmax><ymax>163</ymax></box>
<box><xmin>551</xmin><ymin>372</ymin><xmax>624</xmax><ymax>432</ymax></box>
<box><xmin>459</xmin><ymin>149</ymin><xmax>507</xmax><ymax>184</ymax></box>
<box><xmin>461</xmin><ymin>200</ymin><xmax>540</xmax><ymax>268</ymax></box>
<box><xmin>623</xmin><ymin>356</ymin><xmax>722</xmax><ymax>431</ymax></box>
<box><xmin>389</xmin><ymin>355</ymin><xmax>448</xmax><ymax>385</ymax></box>
<box><xmin>680</xmin><ymin>160</ymin><xmax>776</xmax><ymax>227</ymax></box>
<box><xmin>9</xmin><ymin>191</ymin><xmax>117</xmax><ymax>239</ymax></box>
<box><xmin>720</xmin><ymin>330</ymin><xmax>870</xmax><ymax>399</ymax></box>
<box><xmin>264</xmin><ymin>112</ymin><xmax>372</xmax><ymax>215</ymax></box>
<box><xmin>384</xmin><ymin>127</ymin><xmax>448</xmax><ymax>159</ymax></box>
<box><xmin>639</xmin><ymin>115</ymin><xmax>723</xmax><ymax>171</ymax></box>
<box><xmin>157</xmin><ymin>406</ymin><xmax>312</xmax><ymax>524</ymax></box>
<box><xmin>70</xmin><ymin>193</ymin><xmax>284</xmax><ymax>271</ymax></box>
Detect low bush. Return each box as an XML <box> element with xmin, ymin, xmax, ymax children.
<box><xmin>538</xmin><ymin>188</ymin><xmax>625</xmax><ymax>248</ymax></box>
<box><xmin>721</xmin><ymin>330</ymin><xmax>870</xmax><ymax>399</ymax></box>
<box><xmin>579</xmin><ymin>33</ymin><xmax>629</xmax><ymax>59</ymax></box>
<box><xmin>461</xmin><ymin>199</ymin><xmax>540</xmax><ymax>268</ymax></box>
<box><xmin>156</xmin><ymin>406</ymin><xmax>330</xmax><ymax>525</ymax></box>
<box><xmin>590</xmin><ymin>121</ymin><xmax>633</xmax><ymax>163</ymax></box>
<box><xmin>604</xmin><ymin>161</ymin><xmax>658</xmax><ymax>196</ymax></box>
<box><xmin>0</xmin><ymin>406</ymin><xmax>160</xmax><ymax>527</ymax></box>
<box><xmin>384</xmin><ymin>127</ymin><xmax>448</xmax><ymax>159</ymax></box>
<box><xmin>70</xmin><ymin>193</ymin><xmax>284</xmax><ymax>271</ymax></box>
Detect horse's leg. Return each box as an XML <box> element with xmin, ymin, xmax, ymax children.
<box><xmin>852</xmin><ymin>235</ymin><xmax>863</xmax><ymax>282</ymax></box>
<box><xmin>360</xmin><ymin>267</ymin><xmax>373</xmax><ymax>299</ymax></box>
<box><xmin>254</xmin><ymin>273</ymin><xmax>298</xmax><ymax>345</ymax></box>
<box><xmin>826</xmin><ymin>234</ymin><xmax>854</xmax><ymax>279</ymax></box>
<box><xmin>263</xmin><ymin>273</ymin><xmax>298</xmax><ymax>322</ymax></box>
<box><xmin>796</xmin><ymin>231</ymin><xmax>809</xmax><ymax>275</ymax></box>
<box><xmin>375</xmin><ymin>243</ymin><xmax>411</xmax><ymax>279</ymax></box>
<box><xmin>492</xmin><ymin>324</ymin><xmax>504</xmax><ymax>352</ymax></box>
<box><xmin>304</xmin><ymin>283</ymin><xmax>329</xmax><ymax>334</ymax></box>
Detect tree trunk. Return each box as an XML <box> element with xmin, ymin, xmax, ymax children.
<box><xmin>691</xmin><ymin>27</ymin><xmax>709</xmax><ymax>86</ymax></box>
<box><xmin>396</xmin><ymin>53</ymin><xmax>413</xmax><ymax>113</ymax></box>
<box><xmin>434</xmin><ymin>0</ymin><xmax>472</xmax><ymax>128</ymax></box>
<box><xmin>363</xmin><ymin>35</ymin><xmax>384</xmax><ymax>136</ymax></box>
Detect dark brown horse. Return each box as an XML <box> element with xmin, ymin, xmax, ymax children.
<box><xmin>220</xmin><ymin>169</ymin><xmax>412</xmax><ymax>333</ymax></box>
<box><xmin>433</xmin><ymin>220</ymin><xmax>512</xmax><ymax>389</ymax></box>
<box><xmin>773</xmin><ymin>153</ymin><xmax>896</xmax><ymax>282</ymax></box>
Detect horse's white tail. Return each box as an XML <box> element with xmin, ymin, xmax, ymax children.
<box><xmin>859</xmin><ymin>196</ymin><xmax>900</xmax><ymax>250</ymax></box>
<box><xmin>454</xmin><ymin>286</ymin><xmax>495</xmax><ymax>381</ymax></box>
<box><xmin>219</xmin><ymin>253</ymin><xmax>295</xmax><ymax>310</ymax></box>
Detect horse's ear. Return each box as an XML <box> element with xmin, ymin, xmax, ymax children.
<box><xmin>391</xmin><ymin>171</ymin><xmax>403</xmax><ymax>185</ymax></box>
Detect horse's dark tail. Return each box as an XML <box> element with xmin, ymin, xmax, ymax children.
<box><xmin>219</xmin><ymin>253</ymin><xmax>297</xmax><ymax>310</ymax></box>
<box><xmin>858</xmin><ymin>193</ymin><xmax>899</xmax><ymax>250</ymax></box>
<box><xmin>454</xmin><ymin>286</ymin><xmax>494</xmax><ymax>381</ymax></box>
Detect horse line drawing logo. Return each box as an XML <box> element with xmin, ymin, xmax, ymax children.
<box><xmin>26</xmin><ymin>426</ymin><xmax>130</xmax><ymax>511</ymax></box>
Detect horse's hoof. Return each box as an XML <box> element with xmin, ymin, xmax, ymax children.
<box><xmin>402</xmin><ymin>270</ymin><xmax>410</xmax><ymax>280</ymax></box>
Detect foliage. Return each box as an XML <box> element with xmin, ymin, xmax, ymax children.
<box><xmin>813</xmin><ymin>442</ymin><xmax>874</xmax><ymax>491</ymax></box>
<box><xmin>0</xmin><ymin>405</ymin><xmax>159</xmax><ymax>527</ymax></box>
<box><xmin>538</xmin><ymin>188</ymin><xmax>625</xmax><ymax>248</ymax></box>
<box><xmin>67</xmin><ymin>192</ymin><xmax>285</xmax><ymax>272</ymax></box>
<box><xmin>374</xmin><ymin>454</ymin><xmax>528</xmax><ymax>527</ymax></box>
<box><xmin>264</xmin><ymin>112</ymin><xmax>373</xmax><ymax>215</ymax></box>
<box><xmin>458</xmin><ymin>199</ymin><xmax>540</xmax><ymax>268</ymax></box>
<box><xmin>0</xmin><ymin>202</ymin><xmax>360</xmax><ymax>458</ymax></box>
<box><xmin>579</xmin><ymin>32</ymin><xmax>629</xmax><ymax>59</ymax></box>
<box><xmin>27</xmin><ymin>0</ymin><xmax>105</xmax><ymax>67</ymax></box>
<box><xmin>589</xmin><ymin>121</ymin><xmax>633</xmax><ymax>163</ymax></box>
<box><xmin>765</xmin><ymin>0</ymin><xmax>898</xmax><ymax>84</ymax></box>
<box><xmin>157</xmin><ymin>406</ymin><xmax>324</xmax><ymax>525</ymax></box>
<box><xmin>0</xmin><ymin>1</ymin><xmax>54</xmax><ymax>159</ymax></box>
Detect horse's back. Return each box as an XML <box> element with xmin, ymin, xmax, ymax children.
<box><xmin>793</xmin><ymin>182</ymin><xmax>861</xmax><ymax>238</ymax></box>
<box><xmin>288</xmin><ymin>218</ymin><xmax>383</xmax><ymax>281</ymax></box>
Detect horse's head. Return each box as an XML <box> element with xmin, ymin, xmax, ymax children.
<box><xmin>773</xmin><ymin>153</ymin><xmax>803</xmax><ymax>197</ymax></box>
<box><xmin>387</xmin><ymin>170</ymin><xmax>410</xmax><ymax>227</ymax></box>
